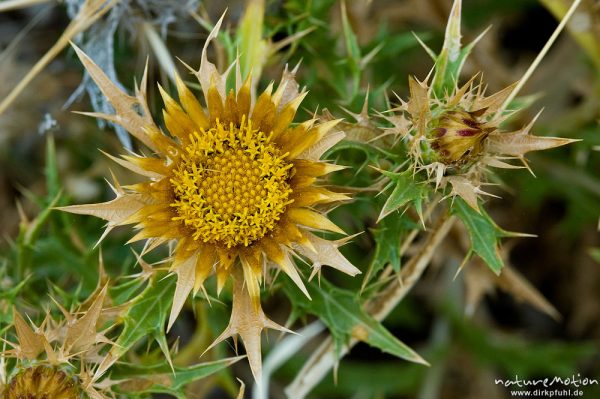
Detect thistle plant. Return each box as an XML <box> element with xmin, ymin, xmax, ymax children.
<box><xmin>1</xmin><ymin>0</ymin><xmax>599</xmax><ymax>398</ymax></box>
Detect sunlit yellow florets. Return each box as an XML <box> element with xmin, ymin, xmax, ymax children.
<box><xmin>170</xmin><ymin>117</ymin><xmax>294</xmax><ymax>248</ymax></box>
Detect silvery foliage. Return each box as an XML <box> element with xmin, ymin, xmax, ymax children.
<box><xmin>65</xmin><ymin>0</ymin><xmax>200</xmax><ymax>149</ymax></box>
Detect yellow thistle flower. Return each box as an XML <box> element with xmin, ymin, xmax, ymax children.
<box><xmin>60</xmin><ymin>17</ymin><xmax>360</xmax><ymax>380</ymax></box>
<box><xmin>4</xmin><ymin>366</ymin><xmax>79</xmax><ymax>399</ymax></box>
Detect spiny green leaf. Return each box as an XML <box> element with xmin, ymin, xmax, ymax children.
<box><xmin>104</xmin><ymin>272</ymin><xmax>176</xmax><ymax>370</ymax></box>
<box><xmin>362</xmin><ymin>214</ymin><xmax>416</xmax><ymax>290</ymax></box>
<box><xmin>110</xmin><ymin>276</ymin><xmax>148</xmax><ymax>305</ymax></box>
<box><xmin>112</xmin><ymin>357</ymin><xmax>242</xmax><ymax>396</ymax></box>
<box><xmin>284</xmin><ymin>277</ymin><xmax>427</xmax><ymax>365</ymax></box>
<box><xmin>378</xmin><ymin>170</ymin><xmax>429</xmax><ymax>221</ymax></box>
<box><xmin>451</xmin><ymin>197</ymin><xmax>505</xmax><ymax>274</ymax></box>
<box><xmin>431</xmin><ymin>0</ymin><xmax>462</xmax><ymax>96</ymax></box>
<box><xmin>371</xmin><ymin>221</ymin><xmax>402</xmax><ymax>273</ymax></box>
<box><xmin>431</xmin><ymin>0</ymin><xmax>487</xmax><ymax>97</ymax></box>
<box><xmin>115</xmin><ymin>273</ymin><xmax>175</xmax><ymax>345</ymax></box>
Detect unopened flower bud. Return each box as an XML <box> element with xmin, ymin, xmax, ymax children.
<box><xmin>429</xmin><ymin>109</ymin><xmax>493</xmax><ymax>165</ymax></box>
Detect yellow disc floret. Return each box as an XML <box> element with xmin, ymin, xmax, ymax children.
<box><xmin>170</xmin><ymin>118</ymin><xmax>294</xmax><ymax>248</ymax></box>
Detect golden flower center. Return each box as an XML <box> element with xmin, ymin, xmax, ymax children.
<box><xmin>170</xmin><ymin>120</ymin><xmax>293</xmax><ymax>248</ymax></box>
<box><xmin>5</xmin><ymin>366</ymin><xmax>79</xmax><ymax>399</ymax></box>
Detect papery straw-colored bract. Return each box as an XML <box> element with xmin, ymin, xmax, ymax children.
<box><xmin>1</xmin><ymin>286</ymin><xmax>115</xmax><ymax>399</ymax></box>
<box><xmin>59</xmin><ymin>16</ymin><xmax>360</xmax><ymax>380</ymax></box>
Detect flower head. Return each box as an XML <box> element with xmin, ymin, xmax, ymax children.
<box><xmin>60</xmin><ymin>16</ymin><xmax>360</xmax><ymax>380</ymax></box>
<box><xmin>168</xmin><ymin>116</ymin><xmax>295</xmax><ymax>248</ymax></box>
<box><xmin>4</xmin><ymin>366</ymin><xmax>79</xmax><ymax>399</ymax></box>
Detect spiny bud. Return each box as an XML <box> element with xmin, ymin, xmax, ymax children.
<box><xmin>429</xmin><ymin>108</ymin><xmax>494</xmax><ymax>165</ymax></box>
<box><xmin>4</xmin><ymin>366</ymin><xmax>79</xmax><ymax>399</ymax></box>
